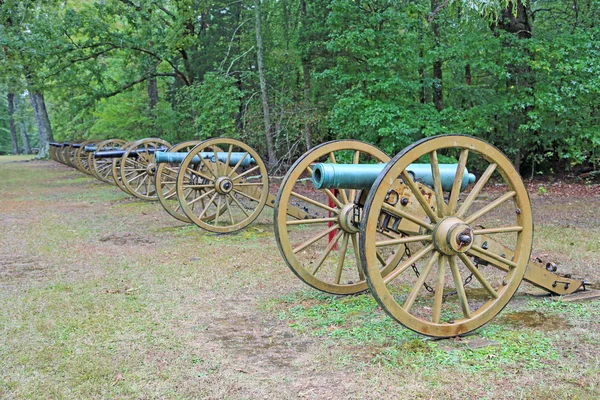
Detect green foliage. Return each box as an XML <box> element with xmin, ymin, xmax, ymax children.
<box><xmin>175</xmin><ymin>73</ymin><xmax>242</xmax><ymax>140</ymax></box>
<box><xmin>0</xmin><ymin>0</ymin><xmax>598</xmax><ymax>173</ymax></box>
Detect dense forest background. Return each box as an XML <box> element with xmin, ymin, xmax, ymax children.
<box><xmin>0</xmin><ymin>0</ymin><xmax>598</xmax><ymax>174</ymax></box>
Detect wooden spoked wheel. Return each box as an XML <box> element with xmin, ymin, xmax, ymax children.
<box><xmin>176</xmin><ymin>138</ymin><xmax>269</xmax><ymax>233</ymax></box>
<box><xmin>111</xmin><ymin>141</ymin><xmax>137</xmax><ymax>194</ymax></box>
<box><xmin>118</xmin><ymin>138</ymin><xmax>172</xmax><ymax>200</ymax></box>
<box><xmin>91</xmin><ymin>139</ymin><xmax>127</xmax><ymax>183</ymax></box>
<box><xmin>274</xmin><ymin>140</ymin><xmax>403</xmax><ymax>295</ymax></box>
<box><xmin>74</xmin><ymin>140</ymin><xmax>99</xmax><ymax>175</ymax></box>
<box><xmin>65</xmin><ymin>143</ymin><xmax>81</xmax><ymax>167</ymax></box>
<box><xmin>59</xmin><ymin>145</ymin><xmax>72</xmax><ymax>166</ymax></box>
<box><xmin>360</xmin><ymin>135</ymin><xmax>533</xmax><ymax>337</ymax></box>
<box><xmin>156</xmin><ymin>140</ymin><xmax>201</xmax><ymax>223</ymax></box>
<box><xmin>49</xmin><ymin>145</ymin><xmax>57</xmax><ymax>161</ymax></box>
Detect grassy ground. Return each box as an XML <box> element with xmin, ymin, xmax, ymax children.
<box><xmin>0</xmin><ymin>156</ymin><xmax>599</xmax><ymax>399</ymax></box>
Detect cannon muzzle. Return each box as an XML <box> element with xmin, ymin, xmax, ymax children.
<box><xmin>312</xmin><ymin>163</ymin><xmax>476</xmax><ymax>192</ymax></box>
<box><xmin>154</xmin><ymin>151</ymin><xmax>255</xmax><ymax>167</ymax></box>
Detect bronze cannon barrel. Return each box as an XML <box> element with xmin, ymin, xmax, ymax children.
<box><xmin>311</xmin><ymin>163</ymin><xmax>476</xmax><ymax>192</ymax></box>
<box><xmin>154</xmin><ymin>150</ymin><xmax>255</xmax><ymax>167</ymax></box>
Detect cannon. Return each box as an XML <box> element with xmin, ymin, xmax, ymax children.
<box><xmin>73</xmin><ymin>140</ymin><xmax>101</xmax><ymax>175</ymax></box>
<box><xmin>273</xmin><ymin>136</ymin><xmax>590</xmax><ymax>338</ymax></box>
<box><xmin>109</xmin><ymin>138</ymin><xmax>172</xmax><ymax>200</ymax></box>
<box><xmin>49</xmin><ymin>142</ymin><xmax>62</xmax><ymax>162</ymax></box>
<box><xmin>154</xmin><ymin>138</ymin><xmax>314</xmax><ymax>232</ymax></box>
<box><xmin>87</xmin><ymin>139</ymin><xmax>127</xmax><ymax>184</ymax></box>
<box><xmin>154</xmin><ymin>141</ymin><xmax>203</xmax><ymax>223</ymax></box>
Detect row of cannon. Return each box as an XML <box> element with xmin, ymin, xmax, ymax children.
<box><xmin>49</xmin><ymin>136</ymin><xmax>589</xmax><ymax>338</ymax></box>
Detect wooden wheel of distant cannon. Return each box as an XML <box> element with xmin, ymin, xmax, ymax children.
<box><xmin>74</xmin><ymin>140</ymin><xmax>100</xmax><ymax>175</ymax></box>
<box><xmin>155</xmin><ymin>140</ymin><xmax>201</xmax><ymax>223</ymax></box>
<box><xmin>111</xmin><ymin>141</ymin><xmax>137</xmax><ymax>194</ymax></box>
<box><xmin>360</xmin><ymin>135</ymin><xmax>532</xmax><ymax>337</ymax></box>
<box><xmin>91</xmin><ymin>139</ymin><xmax>127</xmax><ymax>183</ymax></box>
<box><xmin>65</xmin><ymin>143</ymin><xmax>81</xmax><ymax>167</ymax></box>
<box><xmin>175</xmin><ymin>138</ymin><xmax>269</xmax><ymax>233</ymax></box>
<box><xmin>274</xmin><ymin>140</ymin><xmax>405</xmax><ymax>295</ymax></box>
<box><xmin>58</xmin><ymin>144</ymin><xmax>71</xmax><ymax>166</ymax></box>
<box><xmin>118</xmin><ymin>138</ymin><xmax>172</xmax><ymax>200</ymax></box>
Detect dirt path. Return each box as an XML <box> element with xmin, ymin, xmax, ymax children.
<box><xmin>1</xmin><ymin>157</ymin><xmax>599</xmax><ymax>399</ymax></box>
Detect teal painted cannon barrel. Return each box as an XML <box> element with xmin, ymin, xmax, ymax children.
<box><xmin>312</xmin><ymin>163</ymin><xmax>476</xmax><ymax>192</ymax></box>
<box><xmin>84</xmin><ymin>145</ymin><xmax>97</xmax><ymax>152</ymax></box>
<box><xmin>154</xmin><ymin>151</ymin><xmax>255</xmax><ymax>167</ymax></box>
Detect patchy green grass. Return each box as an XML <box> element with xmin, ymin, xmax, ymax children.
<box><xmin>0</xmin><ymin>155</ymin><xmax>35</xmax><ymax>163</ymax></box>
<box><xmin>1</xmin><ymin>157</ymin><xmax>599</xmax><ymax>399</ymax></box>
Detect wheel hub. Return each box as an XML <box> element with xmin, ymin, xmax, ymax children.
<box><xmin>146</xmin><ymin>163</ymin><xmax>157</xmax><ymax>176</ymax></box>
<box><xmin>432</xmin><ymin>217</ymin><xmax>474</xmax><ymax>255</ymax></box>
<box><xmin>215</xmin><ymin>176</ymin><xmax>234</xmax><ymax>194</ymax></box>
<box><xmin>338</xmin><ymin>203</ymin><xmax>360</xmax><ymax>233</ymax></box>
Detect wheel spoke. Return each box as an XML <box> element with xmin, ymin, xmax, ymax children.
<box><xmin>457</xmin><ymin>253</ymin><xmax>499</xmax><ymax>299</ymax></box>
<box><xmin>232</xmin><ymin>188</ymin><xmax>260</xmax><ymax>203</ymax></box>
<box><xmin>227</xmin><ymin>151</ymin><xmax>250</xmax><ymax>178</ymax></box>
<box><xmin>228</xmin><ymin>193</ymin><xmax>250</xmax><ymax>217</ymax></box>
<box><xmin>290</xmin><ymin>191</ymin><xmax>337</xmax><ymax>214</ymax></box>
<box><xmin>312</xmin><ymin>230</ymin><xmax>344</xmax><ymax>275</ymax></box>
<box><xmin>334</xmin><ymin>233</ymin><xmax>350</xmax><ymax>284</ymax></box>
<box><xmin>473</xmin><ymin>226</ymin><xmax>523</xmax><ymax>235</ymax></box>
<box><xmin>376</xmin><ymin>234</ymin><xmax>432</xmax><ymax>247</ymax></box>
<box><xmin>197</xmin><ymin>192</ymin><xmax>219</xmax><ymax>220</ymax></box>
<box><xmin>383</xmin><ymin>244</ymin><xmax>434</xmax><ymax>285</ymax></box>
<box><xmin>286</xmin><ymin>217</ymin><xmax>338</xmax><ymax>226</ymax></box>
<box><xmin>187</xmin><ymin>167</ymin><xmax>214</xmax><ymax>182</ymax></box>
<box><xmin>464</xmin><ymin>191</ymin><xmax>516</xmax><ymax>225</ymax></box>
<box><xmin>293</xmin><ymin>224</ymin><xmax>340</xmax><ymax>254</ymax></box>
<box><xmin>429</xmin><ymin>150</ymin><xmax>447</xmax><ymax>217</ymax></box>
<box><xmin>432</xmin><ymin>255</ymin><xmax>446</xmax><ymax>324</ymax></box>
<box><xmin>235</xmin><ymin>182</ymin><xmax>265</xmax><ymax>187</ymax></box>
<box><xmin>350</xmin><ymin>233</ymin><xmax>364</xmax><ymax>281</ymax></box>
<box><xmin>448</xmin><ymin>256</ymin><xmax>471</xmax><ymax>318</ymax></box>
<box><xmin>231</xmin><ymin>165</ymin><xmax>260</xmax><ymax>181</ymax></box>
<box><xmin>382</xmin><ymin>203</ymin><xmax>433</xmax><ymax>231</ymax></box>
<box><xmin>134</xmin><ymin>174</ymin><xmax>148</xmax><ymax>192</ymax></box>
<box><xmin>226</xmin><ymin>196</ymin><xmax>235</xmax><ymax>225</ymax></box>
<box><xmin>183</xmin><ymin>184</ymin><xmax>213</xmax><ymax>189</ymax></box>
<box><xmin>187</xmin><ymin>188</ymin><xmax>215</xmax><ymax>206</ymax></box>
<box><xmin>404</xmin><ymin>251</ymin><xmax>439</xmax><ymax>312</ymax></box>
<box><xmin>199</xmin><ymin>154</ymin><xmax>218</xmax><ymax>178</ymax></box>
<box><xmin>401</xmin><ymin>170</ymin><xmax>439</xmax><ymax>222</ymax></box>
<box><xmin>448</xmin><ymin>149</ymin><xmax>469</xmax><ymax>214</ymax></box>
<box><xmin>213</xmin><ymin>194</ymin><xmax>223</xmax><ymax>227</ymax></box>
<box><xmin>456</xmin><ymin>163</ymin><xmax>497</xmax><ymax>218</ymax></box>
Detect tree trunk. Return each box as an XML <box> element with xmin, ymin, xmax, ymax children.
<box><xmin>7</xmin><ymin>92</ymin><xmax>20</xmax><ymax>155</ymax></box>
<box><xmin>431</xmin><ymin>0</ymin><xmax>443</xmax><ymax>112</ymax></box>
<box><xmin>254</xmin><ymin>0</ymin><xmax>277</xmax><ymax>168</ymax></box>
<box><xmin>493</xmin><ymin>0</ymin><xmax>533</xmax><ymax>173</ymax></box>
<box><xmin>419</xmin><ymin>49</ymin><xmax>425</xmax><ymax>104</ymax></box>
<box><xmin>465</xmin><ymin>63</ymin><xmax>474</xmax><ymax>108</ymax></box>
<box><xmin>148</xmin><ymin>76</ymin><xmax>158</xmax><ymax>110</ymax></box>
<box><xmin>300</xmin><ymin>0</ymin><xmax>312</xmax><ymax>151</ymax></box>
<box><xmin>29</xmin><ymin>90</ymin><xmax>54</xmax><ymax>159</ymax></box>
<box><xmin>14</xmin><ymin>95</ymin><xmax>31</xmax><ymax>154</ymax></box>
